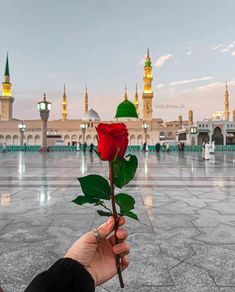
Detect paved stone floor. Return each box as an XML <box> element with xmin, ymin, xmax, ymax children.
<box><xmin>0</xmin><ymin>151</ymin><xmax>235</xmax><ymax>292</ymax></box>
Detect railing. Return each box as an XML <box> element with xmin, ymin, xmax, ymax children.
<box><xmin>0</xmin><ymin>145</ymin><xmax>41</xmax><ymax>152</ymax></box>
<box><xmin>1</xmin><ymin>145</ymin><xmax>235</xmax><ymax>152</ymax></box>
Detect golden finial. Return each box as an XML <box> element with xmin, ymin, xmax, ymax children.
<box><xmin>124</xmin><ymin>84</ymin><xmax>128</xmax><ymax>100</ymax></box>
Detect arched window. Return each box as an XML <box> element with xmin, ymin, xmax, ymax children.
<box><xmin>78</xmin><ymin>135</ymin><xmax>83</xmax><ymax>143</ymax></box>
<box><xmin>93</xmin><ymin>135</ymin><xmax>98</xmax><ymax>145</ymax></box>
<box><xmin>212</xmin><ymin>127</ymin><xmax>223</xmax><ymax>145</ymax></box>
<box><xmin>130</xmin><ymin>135</ymin><xmax>136</xmax><ymax>145</ymax></box>
<box><xmin>86</xmin><ymin>135</ymin><xmax>92</xmax><ymax>144</ymax></box>
<box><xmin>5</xmin><ymin>135</ymin><xmax>11</xmax><ymax>145</ymax></box>
<box><xmin>35</xmin><ymin>135</ymin><xmax>41</xmax><ymax>145</ymax></box>
<box><xmin>71</xmin><ymin>135</ymin><xmax>77</xmax><ymax>142</ymax></box>
<box><xmin>13</xmin><ymin>135</ymin><xmax>19</xmax><ymax>145</ymax></box>
<box><xmin>64</xmin><ymin>135</ymin><xmax>70</xmax><ymax>145</ymax></box>
<box><xmin>27</xmin><ymin>135</ymin><xmax>33</xmax><ymax>145</ymax></box>
<box><xmin>137</xmin><ymin>135</ymin><xmax>143</xmax><ymax>145</ymax></box>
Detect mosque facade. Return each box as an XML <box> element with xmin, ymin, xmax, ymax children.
<box><xmin>1</xmin><ymin>50</ymin><xmax>232</xmax><ymax>147</ymax></box>
<box><xmin>177</xmin><ymin>82</ymin><xmax>235</xmax><ymax>146</ymax></box>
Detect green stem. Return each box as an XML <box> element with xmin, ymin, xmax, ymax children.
<box><xmin>109</xmin><ymin>162</ymin><xmax>124</xmax><ymax>288</ymax></box>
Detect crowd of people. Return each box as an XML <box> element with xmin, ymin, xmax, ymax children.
<box><xmin>141</xmin><ymin>140</ymin><xmax>216</xmax><ymax>161</ymax></box>
<box><xmin>142</xmin><ymin>142</ymin><xmax>182</xmax><ymax>153</ymax></box>
<box><xmin>1</xmin><ymin>141</ymin><xmax>217</xmax><ymax>160</ymax></box>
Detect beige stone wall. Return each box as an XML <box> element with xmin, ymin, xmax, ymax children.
<box><xmin>0</xmin><ymin>118</ymin><xmax>186</xmax><ymax>146</ymax></box>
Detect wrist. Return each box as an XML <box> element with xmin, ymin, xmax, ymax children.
<box><xmin>86</xmin><ymin>267</ymin><xmax>98</xmax><ymax>286</ymax></box>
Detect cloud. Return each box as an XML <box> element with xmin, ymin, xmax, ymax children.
<box><xmin>222</xmin><ymin>41</ymin><xmax>235</xmax><ymax>53</ymax></box>
<box><xmin>169</xmin><ymin>76</ymin><xmax>213</xmax><ymax>86</ymax></box>
<box><xmin>187</xmin><ymin>51</ymin><xmax>192</xmax><ymax>55</ymax></box>
<box><xmin>197</xmin><ymin>80</ymin><xmax>235</xmax><ymax>91</ymax></box>
<box><xmin>154</xmin><ymin>54</ymin><xmax>172</xmax><ymax>69</ymax></box>
<box><xmin>211</xmin><ymin>44</ymin><xmax>223</xmax><ymax>50</ymax></box>
<box><xmin>157</xmin><ymin>84</ymin><xmax>164</xmax><ymax>89</ymax></box>
<box><xmin>211</xmin><ymin>42</ymin><xmax>235</xmax><ymax>55</ymax></box>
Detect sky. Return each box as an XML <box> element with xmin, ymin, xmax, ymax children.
<box><xmin>1</xmin><ymin>0</ymin><xmax>235</xmax><ymax>121</ymax></box>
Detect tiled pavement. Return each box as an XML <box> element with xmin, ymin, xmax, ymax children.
<box><xmin>0</xmin><ymin>151</ymin><xmax>235</xmax><ymax>292</ymax></box>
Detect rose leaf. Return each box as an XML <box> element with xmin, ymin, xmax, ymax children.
<box><xmin>77</xmin><ymin>175</ymin><xmax>110</xmax><ymax>200</ymax></box>
<box><xmin>115</xmin><ymin>193</ymin><xmax>135</xmax><ymax>213</ymax></box>
<box><xmin>121</xmin><ymin>211</ymin><xmax>139</xmax><ymax>221</ymax></box>
<box><xmin>97</xmin><ymin>210</ymin><xmax>113</xmax><ymax>217</ymax></box>
<box><xmin>113</xmin><ymin>155</ymin><xmax>138</xmax><ymax>188</ymax></box>
<box><xmin>72</xmin><ymin>196</ymin><xmax>101</xmax><ymax>205</ymax></box>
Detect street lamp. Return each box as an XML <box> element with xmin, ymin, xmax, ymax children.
<box><xmin>38</xmin><ymin>93</ymin><xmax>51</xmax><ymax>151</ymax></box>
<box><xmin>80</xmin><ymin>122</ymin><xmax>88</xmax><ymax>144</ymax></box>
<box><xmin>18</xmin><ymin>121</ymin><xmax>26</xmax><ymax>146</ymax></box>
<box><xmin>142</xmin><ymin>121</ymin><xmax>149</xmax><ymax>143</ymax></box>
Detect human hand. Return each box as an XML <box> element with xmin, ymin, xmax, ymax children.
<box><xmin>64</xmin><ymin>216</ymin><xmax>129</xmax><ymax>286</ymax></box>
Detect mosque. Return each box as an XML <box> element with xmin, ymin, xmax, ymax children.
<box><xmin>0</xmin><ymin>50</ymin><xmax>233</xmax><ymax>147</ymax></box>
<box><xmin>177</xmin><ymin>82</ymin><xmax>235</xmax><ymax>146</ymax></box>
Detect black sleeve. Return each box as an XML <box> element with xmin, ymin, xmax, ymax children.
<box><xmin>25</xmin><ymin>258</ymin><xmax>95</xmax><ymax>292</ymax></box>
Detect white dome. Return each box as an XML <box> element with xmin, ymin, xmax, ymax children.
<box><xmin>83</xmin><ymin>108</ymin><xmax>100</xmax><ymax>121</ymax></box>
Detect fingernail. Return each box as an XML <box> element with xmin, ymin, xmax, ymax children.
<box><xmin>107</xmin><ymin>216</ymin><xmax>114</xmax><ymax>225</ymax></box>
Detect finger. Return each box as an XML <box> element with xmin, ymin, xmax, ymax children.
<box><xmin>117</xmin><ymin>216</ymin><xmax>126</xmax><ymax>227</ymax></box>
<box><xmin>83</xmin><ymin>216</ymin><xmax>116</xmax><ymax>244</ymax></box>
<box><xmin>116</xmin><ymin>228</ymin><xmax>128</xmax><ymax>240</ymax></box>
<box><xmin>82</xmin><ymin>216</ymin><xmax>126</xmax><ymax>244</ymax></box>
<box><xmin>113</xmin><ymin>242</ymin><xmax>130</xmax><ymax>256</ymax></box>
<box><xmin>95</xmin><ymin>216</ymin><xmax>126</xmax><ymax>240</ymax></box>
<box><xmin>121</xmin><ymin>255</ymin><xmax>129</xmax><ymax>271</ymax></box>
<box><xmin>109</xmin><ymin>228</ymin><xmax>128</xmax><ymax>245</ymax></box>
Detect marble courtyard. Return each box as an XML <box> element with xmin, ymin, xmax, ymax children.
<box><xmin>0</xmin><ymin>151</ymin><xmax>235</xmax><ymax>292</ymax></box>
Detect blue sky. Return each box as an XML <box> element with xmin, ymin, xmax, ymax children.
<box><xmin>0</xmin><ymin>0</ymin><xmax>235</xmax><ymax>121</ymax></box>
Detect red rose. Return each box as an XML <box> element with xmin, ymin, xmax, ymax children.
<box><xmin>96</xmin><ymin>123</ymin><xmax>129</xmax><ymax>161</ymax></box>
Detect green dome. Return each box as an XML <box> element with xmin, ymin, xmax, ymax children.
<box><xmin>115</xmin><ymin>99</ymin><xmax>138</xmax><ymax>118</ymax></box>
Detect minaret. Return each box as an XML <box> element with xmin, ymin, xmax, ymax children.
<box><xmin>224</xmin><ymin>81</ymin><xmax>230</xmax><ymax>121</ymax></box>
<box><xmin>134</xmin><ymin>84</ymin><xmax>139</xmax><ymax>116</ymax></box>
<box><xmin>61</xmin><ymin>84</ymin><xmax>68</xmax><ymax>121</ymax></box>
<box><xmin>85</xmin><ymin>84</ymin><xmax>88</xmax><ymax>115</ymax></box>
<box><xmin>0</xmin><ymin>53</ymin><xmax>14</xmax><ymax>121</ymax></box>
<box><xmin>142</xmin><ymin>49</ymin><xmax>153</xmax><ymax>121</ymax></box>
<box><xmin>188</xmin><ymin>110</ymin><xmax>193</xmax><ymax>125</ymax></box>
<box><xmin>178</xmin><ymin>114</ymin><xmax>183</xmax><ymax>129</ymax></box>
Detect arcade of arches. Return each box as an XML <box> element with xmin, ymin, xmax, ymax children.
<box><xmin>197</xmin><ymin>126</ymin><xmax>235</xmax><ymax>145</ymax></box>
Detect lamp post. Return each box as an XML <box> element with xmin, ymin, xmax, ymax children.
<box><xmin>80</xmin><ymin>122</ymin><xmax>88</xmax><ymax>144</ymax></box>
<box><xmin>37</xmin><ymin>93</ymin><xmax>51</xmax><ymax>151</ymax></box>
<box><xmin>142</xmin><ymin>121</ymin><xmax>149</xmax><ymax>143</ymax></box>
<box><xmin>18</xmin><ymin>121</ymin><xmax>26</xmax><ymax>146</ymax></box>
